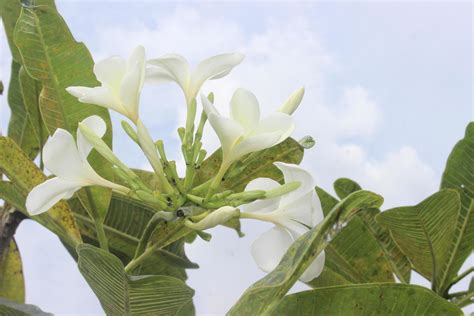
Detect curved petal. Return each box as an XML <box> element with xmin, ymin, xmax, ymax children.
<box><xmin>66</xmin><ymin>86</ymin><xmax>124</xmax><ymax>115</ymax></box>
<box><xmin>26</xmin><ymin>178</ymin><xmax>82</xmax><ymax>215</ymax></box>
<box><xmin>312</xmin><ymin>191</ymin><xmax>324</xmax><ymax>226</ymax></box>
<box><xmin>128</xmin><ymin>45</ymin><xmax>146</xmax><ymax>87</ymax></box>
<box><xmin>147</xmin><ymin>54</ymin><xmax>191</xmax><ymax>99</ymax></box>
<box><xmin>276</xmin><ymin>191</ymin><xmax>318</xmax><ymax>229</ymax></box>
<box><xmin>230</xmin><ymin>88</ymin><xmax>260</xmax><ymax>129</ymax></box>
<box><xmin>232</xmin><ymin>131</ymin><xmax>281</xmax><ymax>160</ymax></box>
<box><xmin>251</xmin><ymin>226</ymin><xmax>292</xmax><ymax>274</ymax></box>
<box><xmin>300</xmin><ymin>251</ymin><xmax>325</xmax><ymax>282</ymax></box>
<box><xmin>77</xmin><ymin>115</ymin><xmax>107</xmax><ymax>161</ymax></box>
<box><xmin>278</xmin><ymin>87</ymin><xmax>305</xmax><ymax>115</ymax></box>
<box><xmin>145</xmin><ymin>67</ymin><xmax>175</xmax><ymax>84</ymax></box>
<box><xmin>120</xmin><ymin>61</ymin><xmax>143</xmax><ymax>122</ymax></box>
<box><xmin>243</xmin><ymin>178</ymin><xmax>281</xmax><ymax>214</ymax></box>
<box><xmin>274</xmin><ymin>162</ymin><xmax>315</xmax><ymax>207</ymax></box>
<box><xmin>93</xmin><ymin>56</ymin><xmax>127</xmax><ymax>90</ymax></box>
<box><xmin>207</xmin><ymin>113</ymin><xmax>243</xmax><ymax>158</ymax></box>
<box><xmin>190</xmin><ymin>53</ymin><xmax>244</xmax><ymax>99</ymax></box>
<box><xmin>42</xmin><ymin>129</ymin><xmax>90</xmax><ymax>181</ymax></box>
<box><xmin>200</xmin><ymin>93</ymin><xmax>220</xmax><ymax>116</ymax></box>
<box><xmin>251</xmin><ymin>112</ymin><xmax>295</xmax><ymax>142</ymax></box>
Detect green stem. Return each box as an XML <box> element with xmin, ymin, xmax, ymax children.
<box><xmin>205</xmin><ymin>163</ymin><xmax>229</xmax><ymax>201</ymax></box>
<box><xmin>133</xmin><ymin>211</ymin><xmax>174</xmax><ymax>260</ymax></box>
<box><xmin>94</xmin><ymin>218</ymin><xmax>109</xmax><ymax>251</ymax></box>
<box><xmin>455</xmin><ymin>291</ymin><xmax>474</xmax><ymax>308</ymax></box>
<box><xmin>450</xmin><ymin>267</ymin><xmax>474</xmax><ymax>288</ymax></box>
<box><xmin>125</xmin><ymin>243</ymin><xmax>159</xmax><ymax>273</ymax></box>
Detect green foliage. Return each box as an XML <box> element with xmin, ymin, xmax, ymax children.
<box><xmin>0</xmin><ymin>137</ymin><xmax>82</xmax><ymax>247</ymax></box>
<box><xmin>275</xmin><ymin>284</ymin><xmax>462</xmax><ymax>315</ymax></box>
<box><xmin>229</xmin><ymin>190</ymin><xmax>384</xmax><ymax>315</ymax></box>
<box><xmin>377</xmin><ymin>190</ymin><xmax>460</xmax><ymax>291</ymax></box>
<box><xmin>0</xmin><ymin>298</ymin><xmax>52</xmax><ymax>316</ymax></box>
<box><xmin>77</xmin><ymin>244</ymin><xmax>195</xmax><ymax>316</ymax></box>
<box><xmin>438</xmin><ymin>123</ymin><xmax>474</xmax><ymax>294</ymax></box>
<box><xmin>0</xmin><ymin>240</ymin><xmax>24</xmax><ymax>303</ymax></box>
<box><xmin>14</xmin><ymin>1</ymin><xmax>113</xmax><ymax>221</ymax></box>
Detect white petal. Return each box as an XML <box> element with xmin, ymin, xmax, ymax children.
<box><xmin>207</xmin><ymin>113</ymin><xmax>243</xmax><ymax>158</ymax></box>
<box><xmin>43</xmin><ymin>129</ymin><xmax>89</xmax><ymax>181</ymax></box>
<box><xmin>190</xmin><ymin>53</ymin><xmax>244</xmax><ymax>99</ymax></box>
<box><xmin>275</xmin><ymin>162</ymin><xmax>315</xmax><ymax>207</ymax></box>
<box><xmin>251</xmin><ymin>112</ymin><xmax>295</xmax><ymax>142</ymax></box>
<box><xmin>66</xmin><ymin>86</ymin><xmax>124</xmax><ymax>115</ymax></box>
<box><xmin>76</xmin><ymin>115</ymin><xmax>107</xmax><ymax>161</ymax></box>
<box><xmin>145</xmin><ymin>67</ymin><xmax>175</xmax><ymax>84</ymax></box>
<box><xmin>26</xmin><ymin>178</ymin><xmax>82</xmax><ymax>215</ymax></box>
<box><xmin>230</xmin><ymin>88</ymin><xmax>260</xmax><ymax>129</ymax></box>
<box><xmin>243</xmin><ymin>178</ymin><xmax>281</xmax><ymax>214</ymax></box>
<box><xmin>300</xmin><ymin>251</ymin><xmax>325</xmax><ymax>282</ymax></box>
<box><xmin>147</xmin><ymin>54</ymin><xmax>191</xmax><ymax>100</ymax></box>
<box><xmin>119</xmin><ymin>61</ymin><xmax>143</xmax><ymax>122</ymax></box>
<box><xmin>232</xmin><ymin>131</ymin><xmax>281</xmax><ymax>161</ymax></box>
<box><xmin>277</xmin><ymin>191</ymin><xmax>318</xmax><ymax>229</ymax></box>
<box><xmin>251</xmin><ymin>226</ymin><xmax>293</xmax><ymax>274</ymax></box>
<box><xmin>93</xmin><ymin>56</ymin><xmax>127</xmax><ymax>90</ymax></box>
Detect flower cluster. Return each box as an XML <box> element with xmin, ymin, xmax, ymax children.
<box><xmin>26</xmin><ymin>46</ymin><xmax>325</xmax><ymax>282</ymax></box>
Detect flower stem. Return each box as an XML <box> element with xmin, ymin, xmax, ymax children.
<box><xmin>94</xmin><ymin>218</ymin><xmax>109</xmax><ymax>252</ymax></box>
<box><xmin>133</xmin><ymin>211</ymin><xmax>174</xmax><ymax>260</ymax></box>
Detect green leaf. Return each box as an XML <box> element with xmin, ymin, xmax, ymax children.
<box><xmin>14</xmin><ymin>2</ymin><xmax>113</xmax><ymax>221</ymax></box>
<box><xmin>77</xmin><ymin>244</ymin><xmax>195</xmax><ymax>316</ymax></box>
<box><xmin>0</xmin><ymin>136</ymin><xmax>82</xmax><ymax>247</ymax></box>
<box><xmin>0</xmin><ymin>240</ymin><xmax>24</xmax><ymax>303</ymax></box>
<box><xmin>194</xmin><ymin>137</ymin><xmax>304</xmax><ymax>192</ymax></box>
<box><xmin>0</xmin><ymin>297</ymin><xmax>52</xmax><ymax>316</ymax></box>
<box><xmin>333</xmin><ymin>178</ymin><xmax>412</xmax><ymax>283</ymax></box>
<box><xmin>6</xmin><ymin>61</ymin><xmax>40</xmax><ymax>160</ymax></box>
<box><xmin>308</xmin><ymin>187</ymin><xmax>396</xmax><ymax>288</ymax></box>
<box><xmin>228</xmin><ymin>190</ymin><xmax>384</xmax><ymax>315</ymax></box>
<box><xmin>377</xmin><ymin>189</ymin><xmax>460</xmax><ymax>291</ymax></box>
<box><xmin>438</xmin><ymin>122</ymin><xmax>474</xmax><ymax>294</ymax></box>
<box><xmin>275</xmin><ymin>284</ymin><xmax>462</xmax><ymax>315</ymax></box>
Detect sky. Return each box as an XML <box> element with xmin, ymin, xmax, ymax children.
<box><xmin>0</xmin><ymin>1</ymin><xmax>473</xmax><ymax>315</ymax></box>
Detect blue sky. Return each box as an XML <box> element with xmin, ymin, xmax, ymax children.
<box><xmin>1</xmin><ymin>1</ymin><xmax>472</xmax><ymax>315</ymax></box>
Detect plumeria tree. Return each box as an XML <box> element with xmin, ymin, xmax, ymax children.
<box><xmin>0</xmin><ymin>1</ymin><xmax>472</xmax><ymax>315</ymax></box>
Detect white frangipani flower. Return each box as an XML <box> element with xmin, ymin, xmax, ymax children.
<box><xmin>201</xmin><ymin>88</ymin><xmax>295</xmax><ymax>168</ymax></box>
<box><xmin>146</xmin><ymin>53</ymin><xmax>244</xmax><ymax>105</ymax></box>
<box><xmin>241</xmin><ymin>162</ymin><xmax>325</xmax><ymax>282</ymax></box>
<box><xmin>26</xmin><ymin>116</ymin><xmax>129</xmax><ymax>216</ymax></box>
<box><xmin>66</xmin><ymin>46</ymin><xmax>146</xmax><ymax>122</ymax></box>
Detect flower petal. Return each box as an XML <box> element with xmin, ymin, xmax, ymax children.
<box><xmin>243</xmin><ymin>178</ymin><xmax>281</xmax><ymax>214</ymax></box>
<box><xmin>251</xmin><ymin>226</ymin><xmax>293</xmax><ymax>274</ymax></box>
<box><xmin>77</xmin><ymin>115</ymin><xmax>107</xmax><ymax>161</ymax></box>
<box><xmin>278</xmin><ymin>87</ymin><xmax>305</xmax><ymax>115</ymax></box>
<box><xmin>277</xmin><ymin>191</ymin><xmax>318</xmax><ymax>229</ymax></box>
<box><xmin>26</xmin><ymin>178</ymin><xmax>82</xmax><ymax>215</ymax></box>
<box><xmin>120</xmin><ymin>60</ymin><xmax>143</xmax><ymax>122</ymax></box>
<box><xmin>147</xmin><ymin>54</ymin><xmax>191</xmax><ymax>99</ymax></box>
<box><xmin>66</xmin><ymin>86</ymin><xmax>124</xmax><ymax>115</ymax></box>
<box><xmin>190</xmin><ymin>53</ymin><xmax>244</xmax><ymax>99</ymax></box>
<box><xmin>300</xmin><ymin>251</ymin><xmax>325</xmax><ymax>282</ymax></box>
<box><xmin>93</xmin><ymin>56</ymin><xmax>127</xmax><ymax>90</ymax></box>
<box><xmin>274</xmin><ymin>162</ymin><xmax>316</xmax><ymax>207</ymax></box>
<box><xmin>43</xmin><ymin>129</ymin><xmax>90</xmax><ymax>181</ymax></box>
<box><xmin>251</xmin><ymin>112</ymin><xmax>295</xmax><ymax>142</ymax></box>
<box><xmin>232</xmin><ymin>131</ymin><xmax>281</xmax><ymax>161</ymax></box>
<box><xmin>230</xmin><ymin>88</ymin><xmax>260</xmax><ymax>129</ymax></box>
<box><xmin>200</xmin><ymin>93</ymin><xmax>220</xmax><ymax>116</ymax></box>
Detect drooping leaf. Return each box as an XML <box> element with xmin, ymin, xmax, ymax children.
<box><xmin>0</xmin><ymin>297</ymin><xmax>52</xmax><ymax>316</ymax></box>
<box><xmin>333</xmin><ymin>178</ymin><xmax>412</xmax><ymax>283</ymax></box>
<box><xmin>275</xmin><ymin>284</ymin><xmax>462</xmax><ymax>316</ymax></box>
<box><xmin>77</xmin><ymin>244</ymin><xmax>195</xmax><ymax>316</ymax></box>
<box><xmin>6</xmin><ymin>62</ymin><xmax>39</xmax><ymax>160</ymax></box>
<box><xmin>377</xmin><ymin>189</ymin><xmax>460</xmax><ymax>291</ymax></box>
<box><xmin>0</xmin><ymin>239</ymin><xmax>24</xmax><ymax>303</ymax></box>
<box><xmin>228</xmin><ymin>190</ymin><xmax>384</xmax><ymax>315</ymax></box>
<box><xmin>0</xmin><ymin>137</ymin><xmax>82</xmax><ymax>247</ymax></box>
<box><xmin>438</xmin><ymin>122</ymin><xmax>474</xmax><ymax>294</ymax></box>
<box><xmin>14</xmin><ymin>2</ymin><xmax>113</xmax><ymax>221</ymax></box>
<box><xmin>308</xmin><ymin>187</ymin><xmax>395</xmax><ymax>288</ymax></box>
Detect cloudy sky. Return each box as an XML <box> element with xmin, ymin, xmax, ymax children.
<box><xmin>0</xmin><ymin>1</ymin><xmax>472</xmax><ymax>315</ymax></box>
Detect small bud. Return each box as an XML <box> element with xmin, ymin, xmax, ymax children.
<box><xmin>278</xmin><ymin>87</ymin><xmax>304</xmax><ymax>115</ymax></box>
<box><xmin>121</xmin><ymin>120</ymin><xmax>138</xmax><ymax>143</ymax></box>
<box><xmin>265</xmin><ymin>181</ymin><xmax>301</xmax><ymax>199</ymax></box>
<box><xmin>207</xmin><ymin>92</ymin><xmax>214</xmax><ymax>103</ymax></box>
<box><xmin>185</xmin><ymin>206</ymin><xmax>240</xmax><ymax>230</ymax></box>
<box><xmin>299</xmin><ymin>135</ymin><xmax>315</xmax><ymax>149</ymax></box>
